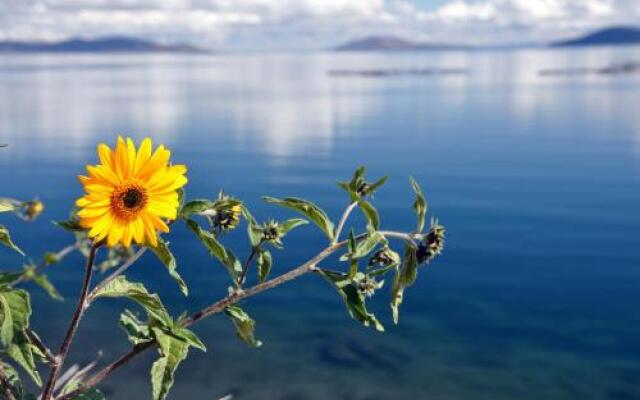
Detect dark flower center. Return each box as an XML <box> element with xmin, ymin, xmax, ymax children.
<box><xmin>122</xmin><ymin>188</ymin><xmax>143</xmax><ymax>209</ymax></box>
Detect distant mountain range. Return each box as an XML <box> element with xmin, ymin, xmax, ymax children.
<box><xmin>334</xmin><ymin>36</ymin><xmax>469</xmax><ymax>51</ymax></box>
<box><xmin>0</xmin><ymin>36</ymin><xmax>207</xmax><ymax>53</ymax></box>
<box><xmin>335</xmin><ymin>27</ymin><xmax>640</xmax><ymax>52</ymax></box>
<box><xmin>551</xmin><ymin>27</ymin><xmax>640</xmax><ymax>47</ymax></box>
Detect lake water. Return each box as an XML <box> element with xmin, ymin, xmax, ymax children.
<box><xmin>1</xmin><ymin>47</ymin><xmax>640</xmax><ymax>400</ymax></box>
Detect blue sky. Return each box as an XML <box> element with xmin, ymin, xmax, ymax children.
<box><xmin>1</xmin><ymin>0</ymin><xmax>639</xmax><ymax>50</ymax></box>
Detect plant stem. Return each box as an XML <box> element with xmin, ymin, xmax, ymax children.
<box><xmin>237</xmin><ymin>246</ymin><xmax>259</xmax><ymax>287</ymax></box>
<box><xmin>332</xmin><ymin>201</ymin><xmax>358</xmax><ymax>244</ymax></box>
<box><xmin>56</xmin><ymin>230</ymin><xmax>417</xmax><ymax>400</ymax></box>
<box><xmin>41</xmin><ymin>243</ymin><xmax>100</xmax><ymax>400</ymax></box>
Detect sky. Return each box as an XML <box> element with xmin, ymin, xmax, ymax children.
<box><xmin>1</xmin><ymin>0</ymin><xmax>639</xmax><ymax>50</ymax></box>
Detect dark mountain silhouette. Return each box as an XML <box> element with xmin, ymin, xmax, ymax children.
<box><xmin>0</xmin><ymin>36</ymin><xmax>207</xmax><ymax>53</ymax></box>
<box><xmin>335</xmin><ymin>36</ymin><xmax>468</xmax><ymax>51</ymax></box>
<box><xmin>552</xmin><ymin>27</ymin><xmax>640</xmax><ymax>47</ymax></box>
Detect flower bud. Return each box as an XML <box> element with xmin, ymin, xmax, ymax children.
<box><xmin>417</xmin><ymin>220</ymin><xmax>445</xmax><ymax>265</ymax></box>
<box><xmin>212</xmin><ymin>204</ymin><xmax>242</xmax><ymax>231</ymax></box>
<box><xmin>22</xmin><ymin>200</ymin><xmax>44</xmax><ymax>221</ymax></box>
<box><xmin>368</xmin><ymin>247</ymin><xmax>400</xmax><ymax>268</ymax></box>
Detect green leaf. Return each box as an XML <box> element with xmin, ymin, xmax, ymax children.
<box><xmin>0</xmin><ymin>199</ymin><xmax>16</xmax><ymax>213</ymax></box>
<box><xmin>361</xmin><ymin>176</ymin><xmax>388</xmax><ymax>197</ymax></box>
<box><xmin>340</xmin><ymin>231</ymin><xmax>386</xmax><ymax>262</ymax></box>
<box><xmin>0</xmin><ymin>288</ymin><xmax>41</xmax><ymax>385</ymax></box>
<box><xmin>315</xmin><ymin>269</ymin><xmax>384</xmax><ymax>332</ymax></box>
<box><xmin>0</xmin><ymin>271</ymin><xmax>23</xmax><ymax>286</ymax></box>
<box><xmin>262</xmin><ymin>197</ymin><xmax>334</xmax><ymax>241</ymax></box>
<box><xmin>31</xmin><ymin>273</ymin><xmax>63</xmax><ymax>301</ymax></box>
<box><xmin>179</xmin><ymin>199</ymin><xmax>217</xmax><ymax>218</ymax></box>
<box><xmin>0</xmin><ymin>360</ymin><xmax>37</xmax><ymax>400</ymax></box>
<box><xmin>172</xmin><ymin>327</ymin><xmax>206</xmax><ymax>352</ymax></box>
<box><xmin>276</xmin><ymin>218</ymin><xmax>308</xmax><ymax>237</ymax></box>
<box><xmin>149</xmin><ymin>238</ymin><xmax>188</xmax><ymax>296</ymax></box>
<box><xmin>358</xmin><ymin>200</ymin><xmax>380</xmax><ymax>231</ymax></box>
<box><xmin>185</xmin><ymin>219</ymin><xmax>243</xmax><ymax>281</ymax></box>
<box><xmin>119</xmin><ymin>309</ymin><xmax>152</xmax><ymax>345</ymax></box>
<box><xmin>390</xmin><ymin>245</ymin><xmax>419</xmax><ymax>324</ymax></box>
<box><xmin>92</xmin><ymin>276</ymin><xmax>172</xmax><ymax>326</ymax></box>
<box><xmin>0</xmin><ymin>225</ymin><xmax>24</xmax><ymax>256</ymax></box>
<box><xmin>53</xmin><ymin>219</ymin><xmax>86</xmax><ymax>232</ymax></box>
<box><xmin>410</xmin><ymin>177</ymin><xmax>427</xmax><ymax>233</ymax></box>
<box><xmin>257</xmin><ymin>250</ymin><xmax>272</xmax><ymax>283</ymax></box>
<box><xmin>150</xmin><ymin>328</ymin><xmax>189</xmax><ymax>400</ymax></box>
<box><xmin>225</xmin><ymin>306</ymin><xmax>262</xmax><ymax>347</ymax></box>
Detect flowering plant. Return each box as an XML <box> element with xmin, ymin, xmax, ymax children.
<box><xmin>0</xmin><ymin>137</ymin><xmax>445</xmax><ymax>400</ymax></box>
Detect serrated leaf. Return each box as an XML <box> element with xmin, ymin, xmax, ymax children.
<box><xmin>225</xmin><ymin>306</ymin><xmax>262</xmax><ymax>347</ymax></box>
<box><xmin>92</xmin><ymin>276</ymin><xmax>171</xmax><ymax>326</ymax></box>
<box><xmin>0</xmin><ymin>288</ymin><xmax>41</xmax><ymax>386</ymax></box>
<box><xmin>149</xmin><ymin>238</ymin><xmax>188</xmax><ymax>296</ymax></box>
<box><xmin>7</xmin><ymin>340</ymin><xmax>41</xmax><ymax>386</ymax></box>
<box><xmin>340</xmin><ymin>231</ymin><xmax>386</xmax><ymax>262</ymax></box>
<box><xmin>0</xmin><ymin>225</ymin><xmax>24</xmax><ymax>256</ymax></box>
<box><xmin>119</xmin><ymin>309</ymin><xmax>151</xmax><ymax>345</ymax></box>
<box><xmin>315</xmin><ymin>269</ymin><xmax>384</xmax><ymax>332</ymax></box>
<box><xmin>151</xmin><ymin>328</ymin><xmax>189</xmax><ymax>400</ymax></box>
<box><xmin>31</xmin><ymin>273</ymin><xmax>63</xmax><ymax>301</ymax></box>
<box><xmin>276</xmin><ymin>218</ymin><xmax>308</xmax><ymax>236</ymax></box>
<box><xmin>257</xmin><ymin>250</ymin><xmax>272</xmax><ymax>282</ymax></box>
<box><xmin>358</xmin><ymin>200</ymin><xmax>380</xmax><ymax>231</ymax></box>
<box><xmin>390</xmin><ymin>245</ymin><xmax>419</xmax><ymax>324</ymax></box>
<box><xmin>410</xmin><ymin>177</ymin><xmax>427</xmax><ymax>233</ymax></box>
<box><xmin>185</xmin><ymin>219</ymin><xmax>243</xmax><ymax>281</ymax></box>
<box><xmin>262</xmin><ymin>197</ymin><xmax>334</xmax><ymax>241</ymax></box>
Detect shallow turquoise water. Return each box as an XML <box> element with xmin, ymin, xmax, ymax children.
<box><xmin>1</xmin><ymin>48</ymin><xmax>640</xmax><ymax>399</ymax></box>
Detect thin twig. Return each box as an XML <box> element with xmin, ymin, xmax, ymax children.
<box><xmin>88</xmin><ymin>247</ymin><xmax>146</xmax><ymax>301</ymax></box>
<box><xmin>25</xmin><ymin>329</ymin><xmax>56</xmax><ymax>365</ymax></box>
<box><xmin>14</xmin><ymin>243</ymin><xmax>80</xmax><ymax>285</ymax></box>
<box><xmin>57</xmin><ymin>230</ymin><xmax>418</xmax><ymax>400</ymax></box>
<box><xmin>237</xmin><ymin>246</ymin><xmax>259</xmax><ymax>287</ymax></box>
<box><xmin>332</xmin><ymin>201</ymin><xmax>358</xmax><ymax>244</ymax></box>
<box><xmin>41</xmin><ymin>243</ymin><xmax>100</xmax><ymax>400</ymax></box>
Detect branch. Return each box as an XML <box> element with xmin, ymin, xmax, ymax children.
<box><xmin>41</xmin><ymin>243</ymin><xmax>100</xmax><ymax>400</ymax></box>
<box><xmin>57</xmin><ymin>230</ymin><xmax>418</xmax><ymax>400</ymax></box>
<box><xmin>332</xmin><ymin>201</ymin><xmax>357</xmax><ymax>244</ymax></box>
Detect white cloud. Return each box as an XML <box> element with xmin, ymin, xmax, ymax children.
<box><xmin>0</xmin><ymin>0</ymin><xmax>639</xmax><ymax>49</ymax></box>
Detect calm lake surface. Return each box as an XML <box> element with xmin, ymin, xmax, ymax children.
<box><xmin>1</xmin><ymin>48</ymin><xmax>639</xmax><ymax>400</ymax></box>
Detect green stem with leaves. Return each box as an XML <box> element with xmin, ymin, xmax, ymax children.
<box><xmin>56</xmin><ymin>229</ymin><xmax>414</xmax><ymax>400</ymax></box>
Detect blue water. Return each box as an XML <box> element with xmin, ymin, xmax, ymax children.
<box><xmin>1</xmin><ymin>48</ymin><xmax>640</xmax><ymax>400</ymax></box>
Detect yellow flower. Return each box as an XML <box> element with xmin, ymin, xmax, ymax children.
<box><xmin>76</xmin><ymin>136</ymin><xmax>187</xmax><ymax>248</ymax></box>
